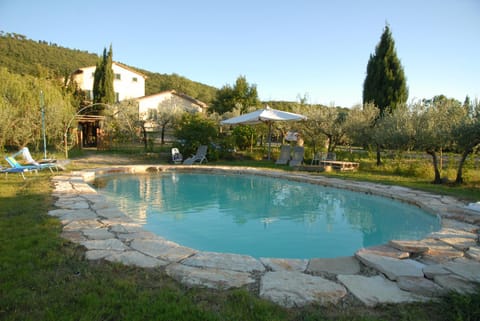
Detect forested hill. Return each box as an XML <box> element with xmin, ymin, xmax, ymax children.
<box><xmin>0</xmin><ymin>32</ymin><xmax>217</xmax><ymax>103</ymax></box>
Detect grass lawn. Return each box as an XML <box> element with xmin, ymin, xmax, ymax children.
<box><xmin>1</xmin><ymin>153</ymin><xmax>479</xmax><ymax>320</ymax></box>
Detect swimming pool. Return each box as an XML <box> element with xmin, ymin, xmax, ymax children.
<box><xmin>95</xmin><ymin>172</ymin><xmax>441</xmax><ymax>259</ymax></box>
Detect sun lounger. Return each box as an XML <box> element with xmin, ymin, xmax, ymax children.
<box><xmin>183</xmin><ymin>145</ymin><xmax>208</xmax><ymax>165</ymax></box>
<box><xmin>289</xmin><ymin>146</ymin><xmax>304</xmax><ymax>167</ymax></box>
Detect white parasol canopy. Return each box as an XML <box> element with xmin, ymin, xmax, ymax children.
<box><xmin>220</xmin><ymin>106</ymin><xmax>307</xmax><ymax>159</ymax></box>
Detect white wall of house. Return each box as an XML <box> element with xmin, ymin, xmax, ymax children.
<box><xmin>137</xmin><ymin>91</ymin><xmax>206</xmax><ymax>119</ymax></box>
<box><xmin>72</xmin><ymin>62</ymin><xmax>145</xmax><ymax>101</ymax></box>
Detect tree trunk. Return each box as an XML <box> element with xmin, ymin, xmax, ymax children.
<box><xmin>376</xmin><ymin>144</ymin><xmax>382</xmax><ymax>166</ymax></box>
<box><xmin>427</xmin><ymin>149</ymin><xmax>442</xmax><ymax>184</ymax></box>
<box><xmin>455</xmin><ymin>149</ymin><xmax>471</xmax><ymax>184</ymax></box>
<box><xmin>142</xmin><ymin>125</ymin><xmax>147</xmax><ymax>151</ymax></box>
<box><xmin>161</xmin><ymin>124</ymin><xmax>166</xmax><ymax>145</ymax></box>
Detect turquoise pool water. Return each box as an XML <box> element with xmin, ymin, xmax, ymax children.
<box><xmin>95</xmin><ymin>172</ymin><xmax>441</xmax><ymax>259</ymax></box>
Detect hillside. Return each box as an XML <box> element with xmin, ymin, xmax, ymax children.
<box><xmin>0</xmin><ymin>32</ymin><xmax>217</xmax><ymax>103</ymax></box>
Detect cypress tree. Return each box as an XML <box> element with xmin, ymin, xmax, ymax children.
<box><xmin>363</xmin><ymin>24</ymin><xmax>408</xmax><ymax>165</ymax></box>
<box><xmin>103</xmin><ymin>45</ymin><xmax>115</xmax><ymax>104</ymax></box>
<box><xmin>363</xmin><ymin>24</ymin><xmax>408</xmax><ymax>116</ymax></box>
<box><xmin>93</xmin><ymin>46</ymin><xmax>115</xmax><ymax>107</ymax></box>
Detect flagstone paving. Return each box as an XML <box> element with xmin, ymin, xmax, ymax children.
<box><xmin>49</xmin><ymin>166</ymin><xmax>480</xmax><ymax>308</ymax></box>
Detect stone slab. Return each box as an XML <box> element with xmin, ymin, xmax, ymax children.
<box><xmin>260</xmin><ymin>258</ymin><xmax>308</xmax><ymax>272</ymax></box>
<box><xmin>423</xmin><ymin>264</ymin><xmax>451</xmax><ymax>279</ymax></box>
<box><xmin>82</xmin><ymin>228</ymin><xmax>115</xmax><ymax>240</ymax></box>
<box><xmin>356</xmin><ymin>252</ymin><xmax>425</xmax><ymax>280</ymax></box>
<box><xmin>60</xmin><ymin>230</ymin><xmax>87</xmax><ymax>243</ymax></box>
<box><xmin>96</xmin><ymin>208</ymin><xmax>128</xmax><ymax>219</ymax></box>
<box><xmin>182</xmin><ymin>252</ymin><xmax>265</xmax><ymax>273</ymax></box>
<box><xmin>260</xmin><ymin>271</ymin><xmax>347</xmax><ymax>308</ymax></box>
<box><xmin>106</xmin><ymin>251</ymin><xmax>169</xmax><ymax>268</ymax></box>
<box><xmin>81</xmin><ymin>238</ymin><xmax>128</xmax><ymax>251</ymax></box>
<box><xmin>396</xmin><ymin>276</ymin><xmax>446</xmax><ymax>297</ymax></box>
<box><xmin>389</xmin><ymin>240</ymin><xmax>429</xmax><ymax>254</ymax></box>
<box><xmin>130</xmin><ymin>239</ymin><xmax>196</xmax><ymax>262</ymax></box>
<box><xmin>428</xmin><ymin>228</ymin><xmax>478</xmax><ymax>240</ymax></box>
<box><xmin>85</xmin><ymin>249</ymin><xmax>121</xmax><ymax>260</ymax></box>
<box><xmin>433</xmin><ymin>275</ymin><xmax>477</xmax><ymax>294</ymax></box>
<box><xmin>441</xmin><ymin>219</ymin><xmax>479</xmax><ymax>233</ymax></box>
<box><xmin>165</xmin><ymin>263</ymin><xmax>255</xmax><ymax>290</ymax></box>
<box><xmin>357</xmin><ymin>245</ymin><xmax>410</xmax><ymax>259</ymax></box>
<box><xmin>338</xmin><ymin>275</ymin><xmax>427</xmax><ymax>307</ymax></box>
<box><xmin>63</xmin><ymin>219</ymin><xmax>103</xmax><ymax>231</ymax></box>
<box><xmin>438</xmin><ymin>237</ymin><xmax>478</xmax><ymax>251</ymax></box>
<box><xmin>442</xmin><ymin>258</ymin><xmax>480</xmax><ymax>282</ymax></box>
<box><xmin>466</xmin><ymin>246</ymin><xmax>480</xmax><ymax>261</ymax></box>
<box><xmin>306</xmin><ymin>256</ymin><xmax>361</xmax><ymax>275</ymax></box>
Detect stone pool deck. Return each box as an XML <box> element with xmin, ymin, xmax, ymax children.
<box><xmin>49</xmin><ymin>165</ymin><xmax>480</xmax><ymax>308</ymax></box>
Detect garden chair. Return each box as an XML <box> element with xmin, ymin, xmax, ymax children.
<box><xmin>275</xmin><ymin>145</ymin><xmax>291</xmax><ymax>165</ymax></box>
<box><xmin>171</xmin><ymin>148</ymin><xmax>183</xmax><ymax>164</ymax></box>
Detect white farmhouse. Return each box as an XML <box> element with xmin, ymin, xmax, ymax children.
<box><xmin>71</xmin><ymin>62</ymin><xmax>146</xmax><ymax>101</ymax></box>
<box><xmin>137</xmin><ymin>90</ymin><xmax>207</xmax><ymax>118</ymax></box>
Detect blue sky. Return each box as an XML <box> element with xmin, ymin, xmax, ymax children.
<box><xmin>1</xmin><ymin>0</ymin><xmax>479</xmax><ymax>107</ymax></box>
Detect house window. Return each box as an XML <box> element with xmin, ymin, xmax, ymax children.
<box><xmin>115</xmin><ymin>92</ymin><xmax>120</xmax><ymax>102</ymax></box>
<box><xmin>115</xmin><ymin>73</ymin><xmax>121</xmax><ymax>80</ymax></box>
<box><xmin>91</xmin><ymin>72</ymin><xmax>94</xmax><ymax>78</ymax></box>
<box><xmin>132</xmin><ymin>77</ymin><xmax>138</xmax><ymax>82</ymax></box>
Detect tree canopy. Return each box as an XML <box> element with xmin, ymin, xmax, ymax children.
<box><xmin>210</xmin><ymin>76</ymin><xmax>260</xmax><ymax>115</ymax></box>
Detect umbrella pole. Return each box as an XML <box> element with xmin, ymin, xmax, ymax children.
<box><xmin>267</xmin><ymin>122</ymin><xmax>272</xmax><ymax>160</ymax></box>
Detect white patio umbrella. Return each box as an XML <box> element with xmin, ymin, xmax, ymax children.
<box><xmin>220</xmin><ymin>106</ymin><xmax>307</xmax><ymax>159</ymax></box>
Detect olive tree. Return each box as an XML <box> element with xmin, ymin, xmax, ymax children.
<box><xmin>0</xmin><ymin>67</ymin><xmax>75</xmax><ymax>153</ymax></box>
<box><xmin>412</xmin><ymin>96</ymin><xmax>466</xmax><ymax>184</ymax></box>
<box><xmin>454</xmin><ymin>104</ymin><xmax>480</xmax><ymax>184</ymax></box>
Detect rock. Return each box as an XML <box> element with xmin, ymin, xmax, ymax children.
<box><xmin>437</xmin><ymin>237</ymin><xmax>478</xmax><ymax>251</ymax></box>
<box><xmin>356</xmin><ymin>252</ymin><xmax>425</xmax><ymax>280</ymax></box>
<box><xmin>130</xmin><ymin>238</ymin><xmax>196</xmax><ymax>262</ymax></box>
<box><xmin>165</xmin><ymin>263</ymin><xmax>255</xmax><ymax>290</ymax></box>
<box><xmin>433</xmin><ymin>274</ymin><xmax>477</xmax><ymax>294</ymax></box>
<box><xmin>423</xmin><ymin>264</ymin><xmax>451</xmax><ymax>279</ymax></box>
<box><xmin>63</xmin><ymin>219</ymin><xmax>103</xmax><ymax>231</ymax></box>
<box><xmin>60</xmin><ymin>230</ymin><xmax>87</xmax><ymax>243</ymax></box>
<box><xmin>182</xmin><ymin>252</ymin><xmax>265</xmax><ymax>273</ymax></box>
<box><xmin>82</xmin><ymin>228</ymin><xmax>114</xmax><ymax>240</ymax></box>
<box><xmin>260</xmin><ymin>271</ymin><xmax>347</xmax><ymax>308</ymax></box>
<box><xmin>428</xmin><ymin>228</ymin><xmax>478</xmax><ymax>240</ymax></box>
<box><xmin>389</xmin><ymin>240</ymin><xmax>429</xmax><ymax>254</ymax></box>
<box><xmin>85</xmin><ymin>249</ymin><xmax>119</xmax><ymax>260</ymax></box>
<box><xmin>441</xmin><ymin>219</ymin><xmax>479</xmax><ymax>233</ymax></box>
<box><xmin>81</xmin><ymin>238</ymin><xmax>128</xmax><ymax>251</ymax></box>
<box><xmin>306</xmin><ymin>256</ymin><xmax>361</xmax><ymax>275</ymax></box>
<box><xmin>106</xmin><ymin>251</ymin><xmax>169</xmax><ymax>268</ymax></box>
<box><xmin>421</xmin><ymin>239</ymin><xmax>464</xmax><ymax>262</ymax></box>
<box><xmin>96</xmin><ymin>208</ymin><xmax>129</xmax><ymax>219</ymax></box>
<box><xmin>466</xmin><ymin>246</ymin><xmax>480</xmax><ymax>261</ymax></box>
<box><xmin>338</xmin><ymin>275</ymin><xmax>427</xmax><ymax>307</ymax></box>
<box><xmin>108</xmin><ymin>223</ymin><xmax>143</xmax><ymax>234</ymax></box>
<box><xmin>397</xmin><ymin>276</ymin><xmax>446</xmax><ymax>297</ymax></box>
<box><xmin>357</xmin><ymin>245</ymin><xmax>410</xmax><ymax>259</ymax></box>
<box><xmin>442</xmin><ymin>258</ymin><xmax>480</xmax><ymax>283</ymax></box>
<box><xmin>260</xmin><ymin>258</ymin><xmax>308</xmax><ymax>272</ymax></box>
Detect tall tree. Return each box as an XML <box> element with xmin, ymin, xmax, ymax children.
<box><xmin>363</xmin><ymin>24</ymin><xmax>408</xmax><ymax>165</ymax></box>
<box><xmin>93</xmin><ymin>45</ymin><xmax>115</xmax><ymax>108</ymax></box>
